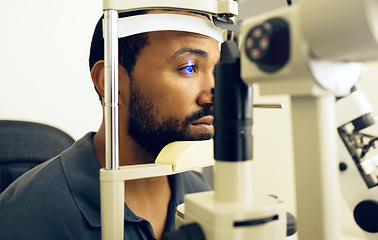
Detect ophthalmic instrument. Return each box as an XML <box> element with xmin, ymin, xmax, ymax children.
<box><xmin>99</xmin><ymin>0</ymin><xmax>378</xmax><ymax>239</ymax></box>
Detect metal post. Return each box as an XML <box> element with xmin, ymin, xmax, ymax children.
<box><xmin>291</xmin><ymin>95</ymin><xmax>341</xmax><ymax>240</ymax></box>
<box><xmin>104</xmin><ymin>9</ymin><xmax>119</xmax><ymax>171</ymax></box>
<box><xmin>101</xmin><ymin>9</ymin><xmax>124</xmax><ymax>240</ymax></box>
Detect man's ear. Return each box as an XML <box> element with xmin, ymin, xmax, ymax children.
<box><xmin>91</xmin><ymin>60</ymin><xmax>105</xmax><ymax>100</ymax></box>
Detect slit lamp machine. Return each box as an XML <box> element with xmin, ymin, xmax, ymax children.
<box><xmin>99</xmin><ymin>0</ymin><xmax>378</xmax><ymax>239</ymax></box>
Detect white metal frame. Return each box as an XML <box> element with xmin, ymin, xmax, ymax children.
<box><xmin>240</xmin><ymin>0</ymin><xmax>378</xmax><ymax>239</ymax></box>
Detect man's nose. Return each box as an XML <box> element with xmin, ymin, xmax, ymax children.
<box><xmin>197</xmin><ymin>73</ymin><xmax>215</xmax><ymax>106</ymax></box>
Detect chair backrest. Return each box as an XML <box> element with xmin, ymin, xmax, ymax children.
<box><xmin>0</xmin><ymin>120</ymin><xmax>75</xmax><ymax>193</ymax></box>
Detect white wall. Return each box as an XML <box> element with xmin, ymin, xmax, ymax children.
<box><xmin>0</xmin><ymin>0</ymin><xmax>103</xmax><ymax>140</ymax></box>
<box><xmin>1</xmin><ymin>0</ymin><xmax>377</xmax><ymax>239</ymax></box>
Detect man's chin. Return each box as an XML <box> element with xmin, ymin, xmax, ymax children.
<box><xmin>201</xmin><ymin>133</ymin><xmax>213</xmax><ymax>141</ymax></box>
<box><xmin>189</xmin><ymin>124</ymin><xmax>214</xmax><ymax>138</ymax></box>
<box><xmin>190</xmin><ymin>133</ymin><xmax>213</xmax><ymax>141</ymax></box>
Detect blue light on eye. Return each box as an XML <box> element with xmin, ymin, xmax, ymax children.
<box><xmin>185</xmin><ymin>60</ymin><xmax>194</xmax><ymax>75</ymax></box>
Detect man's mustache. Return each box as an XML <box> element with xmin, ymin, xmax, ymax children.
<box><xmin>185</xmin><ymin>105</ymin><xmax>214</xmax><ymax>125</ymax></box>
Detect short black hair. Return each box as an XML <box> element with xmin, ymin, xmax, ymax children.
<box><xmin>89</xmin><ymin>11</ymin><xmax>149</xmax><ymax>102</ymax></box>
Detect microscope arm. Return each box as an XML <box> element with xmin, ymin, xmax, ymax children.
<box><xmin>337</xmin><ymin>88</ymin><xmax>378</xmax><ymax>238</ymax></box>
<box><xmin>239</xmin><ymin>0</ymin><xmax>378</xmax><ymax>239</ymax></box>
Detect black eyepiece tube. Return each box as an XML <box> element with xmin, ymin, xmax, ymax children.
<box><xmin>213</xmin><ymin>41</ymin><xmax>253</xmax><ymax>162</ymax></box>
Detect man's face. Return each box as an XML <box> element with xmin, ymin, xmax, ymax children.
<box><xmin>119</xmin><ymin>30</ymin><xmax>220</xmax><ymax>156</ymax></box>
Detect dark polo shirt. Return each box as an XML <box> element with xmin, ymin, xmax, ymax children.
<box><xmin>0</xmin><ymin>132</ymin><xmax>211</xmax><ymax>239</ymax></box>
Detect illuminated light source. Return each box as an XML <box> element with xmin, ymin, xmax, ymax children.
<box><xmin>186</xmin><ymin>60</ymin><xmax>195</xmax><ymax>75</ymax></box>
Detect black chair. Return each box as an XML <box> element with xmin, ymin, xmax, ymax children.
<box><xmin>0</xmin><ymin>120</ymin><xmax>75</xmax><ymax>193</ymax></box>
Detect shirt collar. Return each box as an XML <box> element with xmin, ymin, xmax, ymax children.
<box><xmin>60</xmin><ymin>132</ymin><xmax>103</xmax><ymax>227</ymax></box>
<box><xmin>60</xmin><ymin>132</ymin><xmax>187</xmax><ymax>228</ymax></box>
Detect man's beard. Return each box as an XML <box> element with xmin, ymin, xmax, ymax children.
<box><xmin>128</xmin><ymin>78</ymin><xmax>213</xmax><ymax>157</ymax></box>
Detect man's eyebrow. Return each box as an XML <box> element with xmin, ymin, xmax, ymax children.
<box><xmin>169</xmin><ymin>48</ymin><xmax>208</xmax><ymax>62</ymax></box>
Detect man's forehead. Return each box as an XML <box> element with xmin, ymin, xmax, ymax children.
<box><xmin>167</xmin><ymin>47</ymin><xmax>209</xmax><ymax>63</ymax></box>
<box><xmin>144</xmin><ymin>31</ymin><xmax>219</xmax><ymax>60</ymax></box>
<box><xmin>173</xmin><ymin>48</ymin><xmax>209</xmax><ymax>58</ymax></box>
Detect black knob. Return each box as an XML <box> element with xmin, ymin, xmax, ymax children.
<box><xmin>354</xmin><ymin>200</ymin><xmax>378</xmax><ymax>233</ymax></box>
<box><xmin>339</xmin><ymin>162</ymin><xmax>348</xmax><ymax>172</ymax></box>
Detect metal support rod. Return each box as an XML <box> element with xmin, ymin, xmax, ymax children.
<box><xmin>254</xmin><ymin>103</ymin><xmax>284</xmax><ymax>109</ymax></box>
<box><xmin>291</xmin><ymin>95</ymin><xmax>341</xmax><ymax>240</ymax></box>
<box><xmin>104</xmin><ymin>9</ymin><xmax>119</xmax><ymax>170</ymax></box>
<box><xmin>101</xmin><ymin>9</ymin><xmax>124</xmax><ymax>240</ymax></box>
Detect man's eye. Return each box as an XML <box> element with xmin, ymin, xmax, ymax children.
<box><xmin>179</xmin><ymin>60</ymin><xmax>197</xmax><ymax>76</ymax></box>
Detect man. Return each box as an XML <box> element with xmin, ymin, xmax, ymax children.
<box><xmin>0</xmin><ymin>10</ymin><xmax>220</xmax><ymax>240</ymax></box>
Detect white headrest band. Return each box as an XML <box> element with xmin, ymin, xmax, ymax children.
<box><xmin>117</xmin><ymin>14</ymin><xmax>224</xmax><ymax>43</ymax></box>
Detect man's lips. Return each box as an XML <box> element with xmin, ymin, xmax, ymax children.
<box><xmin>192</xmin><ymin>116</ymin><xmax>214</xmax><ymax>126</ymax></box>
<box><xmin>191</xmin><ymin>116</ymin><xmax>214</xmax><ymax>134</ymax></box>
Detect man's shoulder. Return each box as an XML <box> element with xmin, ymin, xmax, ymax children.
<box><xmin>0</xmin><ymin>132</ymin><xmax>100</xmax><ymax>240</ymax></box>
<box><xmin>0</xmin><ymin>132</ymin><xmax>98</xmax><ymax>211</ymax></box>
<box><xmin>0</xmin><ymin>155</ymin><xmax>64</xmax><ymax>203</ymax></box>
<box><xmin>0</xmin><ymin>154</ymin><xmax>74</xmax><ymax>221</ymax></box>
<box><xmin>0</xmin><ymin>155</ymin><xmax>69</xmax><ymax>237</ymax></box>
